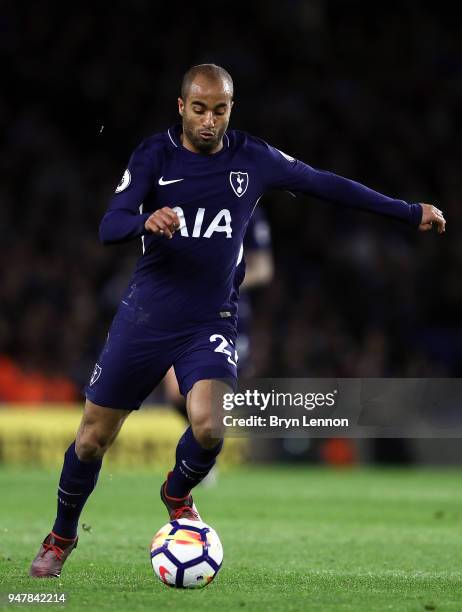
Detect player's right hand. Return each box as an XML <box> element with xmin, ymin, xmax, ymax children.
<box><xmin>145</xmin><ymin>207</ymin><xmax>180</xmax><ymax>239</ymax></box>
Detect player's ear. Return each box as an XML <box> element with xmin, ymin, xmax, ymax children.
<box><xmin>178</xmin><ymin>97</ymin><xmax>184</xmax><ymax>116</ymax></box>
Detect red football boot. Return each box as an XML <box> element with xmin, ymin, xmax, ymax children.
<box><xmin>160</xmin><ymin>473</ymin><xmax>202</xmax><ymax>521</ymax></box>
<box><xmin>29</xmin><ymin>532</ymin><xmax>78</xmax><ymax>578</ymax></box>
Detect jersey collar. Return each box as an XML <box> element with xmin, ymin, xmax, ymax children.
<box><xmin>167</xmin><ymin>124</ymin><xmax>231</xmax><ymax>155</ymax></box>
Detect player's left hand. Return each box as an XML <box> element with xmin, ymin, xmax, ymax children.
<box><xmin>418</xmin><ymin>203</ymin><xmax>446</xmax><ymax>234</ymax></box>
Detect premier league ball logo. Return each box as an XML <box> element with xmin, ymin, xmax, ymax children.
<box><xmin>229</xmin><ymin>172</ymin><xmax>249</xmax><ymax>198</ymax></box>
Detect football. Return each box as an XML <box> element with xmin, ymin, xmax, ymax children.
<box><xmin>150</xmin><ymin>519</ymin><xmax>223</xmax><ymax>588</ymax></box>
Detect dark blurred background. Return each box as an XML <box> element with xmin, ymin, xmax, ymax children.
<box><xmin>1</xmin><ymin>0</ymin><xmax>461</xmax><ymax>403</ymax></box>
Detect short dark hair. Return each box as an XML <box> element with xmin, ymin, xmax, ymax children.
<box><xmin>181</xmin><ymin>64</ymin><xmax>234</xmax><ymax>100</ymax></box>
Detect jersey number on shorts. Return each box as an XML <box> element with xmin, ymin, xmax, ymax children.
<box><xmin>209</xmin><ymin>334</ymin><xmax>238</xmax><ymax>367</ymax></box>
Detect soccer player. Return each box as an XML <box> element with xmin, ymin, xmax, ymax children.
<box><xmin>30</xmin><ymin>64</ymin><xmax>446</xmax><ymax>577</ymax></box>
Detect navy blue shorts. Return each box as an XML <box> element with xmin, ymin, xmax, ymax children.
<box><xmin>85</xmin><ymin>306</ymin><xmax>238</xmax><ymax>410</ymax></box>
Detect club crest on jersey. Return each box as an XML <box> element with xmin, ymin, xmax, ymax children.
<box><xmin>229</xmin><ymin>171</ymin><xmax>249</xmax><ymax>198</ymax></box>
<box><xmin>90</xmin><ymin>363</ymin><xmax>102</xmax><ymax>386</ymax></box>
<box><xmin>115</xmin><ymin>169</ymin><xmax>131</xmax><ymax>193</ymax></box>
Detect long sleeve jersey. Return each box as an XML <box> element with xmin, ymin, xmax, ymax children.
<box><xmin>100</xmin><ymin>124</ymin><xmax>422</xmax><ymax>331</ymax></box>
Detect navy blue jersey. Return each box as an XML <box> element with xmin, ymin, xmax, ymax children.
<box><xmin>100</xmin><ymin>124</ymin><xmax>422</xmax><ymax>331</ymax></box>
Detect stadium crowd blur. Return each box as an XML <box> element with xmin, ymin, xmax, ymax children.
<box><xmin>1</xmin><ymin>2</ymin><xmax>461</xmax><ymax>402</ymax></box>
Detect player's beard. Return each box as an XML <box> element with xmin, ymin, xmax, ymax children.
<box><xmin>183</xmin><ymin>122</ymin><xmax>227</xmax><ymax>154</ymax></box>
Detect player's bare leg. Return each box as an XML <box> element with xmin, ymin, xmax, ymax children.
<box><xmin>164</xmin><ymin>366</ymin><xmax>187</xmax><ymax>418</ymax></box>
<box><xmin>29</xmin><ymin>401</ymin><xmax>131</xmax><ymax>577</ymax></box>
<box><xmin>164</xmin><ymin>368</ymin><xmax>218</xmax><ymax>488</ymax></box>
<box><xmin>160</xmin><ymin>379</ymin><xmax>230</xmax><ymax>521</ymax></box>
<box><xmin>186</xmin><ymin>379</ymin><xmax>227</xmax><ymax>448</ymax></box>
<box><xmin>75</xmin><ymin>400</ymin><xmax>131</xmax><ymax>460</ymax></box>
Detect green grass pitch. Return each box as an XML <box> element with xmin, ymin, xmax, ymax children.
<box><xmin>1</xmin><ymin>465</ymin><xmax>461</xmax><ymax>611</ymax></box>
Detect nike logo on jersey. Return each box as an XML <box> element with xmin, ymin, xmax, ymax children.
<box><xmin>158</xmin><ymin>176</ymin><xmax>184</xmax><ymax>186</ymax></box>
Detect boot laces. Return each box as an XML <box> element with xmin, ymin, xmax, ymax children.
<box><xmin>172</xmin><ymin>505</ymin><xmax>199</xmax><ymax>520</ymax></box>
<box><xmin>41</xmin><ymin>543</ymin><xmax>64</xmax><ymax>560</ymax></box>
